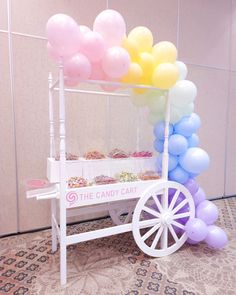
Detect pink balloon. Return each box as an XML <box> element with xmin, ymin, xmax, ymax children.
<box><xmin>93</xmin><ymin>9</ymin><xmax>126</xmax><ymax>46</ymax></box>
<box><xmin>46</xmin><ymin>14</ymin><xmax>82</xmax><ymax>57</ymax></box>
<box><xmin>81</xmin><ymin>31</ymin><xmax>105</xmax><ymax>62</ymax></box>
<box><xmin>90</xmin><ymin>62</ymin><xmax>105</xmax><ymax>80</ymax></box>
<box><xmin>80</xmin><ymin>25</ymin><xmax>91</xmax><ymax>34</ymax></box>
<box><xmin>102</xmin><ymin>46</ymin><xmax>130</xmax><ymax>79</ymax></box>
<box><xmin>64</xmin><ymin>53</ymin><xmax>91</xmax><ymax>81</ymax></box>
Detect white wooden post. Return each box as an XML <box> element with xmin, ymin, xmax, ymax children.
<box><xmin>49</xmin><ymin>72</ymin><xmax>57</xmax><ymax>253</ymax></box>
<box><xmin>161</xmin><ymin>90</ymin><xmax>171</xmax><ymax>249</ymax></box>
<box><xmin>58</xmin><ymin>61</ymin><xmax>67</xmax><ymax>285</ymax></box>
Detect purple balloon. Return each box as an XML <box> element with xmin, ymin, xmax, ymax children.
<box><xmin>196</xmin><ymin>200</ymin><xmax>219</xmax><ymax>225</ymax></box>
<box><xmin>185</xmin><ymin>218</ymin><xmax>208</xmax><ymax>242</ymax></box>
<box><xmin>184</xmin><ymin>178</ymin><xmax>199</xmax><ymax>195</ymax></box>
<box><xmin>186</xmin><ymin>238</ymin><xmax>199</xmax><ymax>245</ymax></box>
<box><xmin>193</xmin><ymin>187</ymin><xmax>206</xmax><ymax>206</ymax></box>
<box><xmin>205</xmin><ymin>225</ymin><xmax>228</xmax><ymax>249</ymax></box>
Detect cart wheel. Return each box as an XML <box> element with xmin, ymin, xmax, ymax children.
<box><xmin>132</xmin><ymin>181</ymin><xmax>195</xmax><ymax>257</ymax></box>
<box><xmin>109</xmin><ymin>204</ymin><xmax>135</xmax><ymax>225</ymax></box>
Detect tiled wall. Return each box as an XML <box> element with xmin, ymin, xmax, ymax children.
<box><xmin>0</xmin><ymin>0</ymin><xmax>235</xmax><ymax>234</ymax></box>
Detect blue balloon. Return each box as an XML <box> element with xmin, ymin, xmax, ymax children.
<box><xmin>191</xmin><ymin>113</ymin><xmax>201</xmax><ymax>129</ymax></box>
<box><xmin>179</xmin><ymin>147</ymin><xmax>210</xmax><ymax>174</ymax></box>
<box><xmin>154</xmin><ymin>139</ymin><xmax>164</xmax><ymax>153</ymax></box>
<box><xmin>174</xmin><ymin>113</ymin><xmax>201</xmax><ymax>137</ymax></box>
<box><xmin>168</xmin><ymin>134</ymin><xmax>188</xmax><ymax>156</ymax></box>
<box><xmin>154</xmin><ymin>121</ymin><xmax>174</xmax><ymax>140</ymax></box>
<box><xmin>169</xmin><ymin>166</ymin><xmax>189</xmax><ymax>184</ymax></box>
<box><xmin>156</xmin><ymin>153</ymin><xmax>178</xmax><ymax>172</ymax></box>
<box><xmin>188</xmin><ymin>133</ymin><xmax>199</xmax><ymax>147</ymax></box>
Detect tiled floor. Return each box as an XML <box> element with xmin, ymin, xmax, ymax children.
<box><xmin>0</xmin><ymin>198</ymin><xmax>235</xmax><ymax>295</ymax></box>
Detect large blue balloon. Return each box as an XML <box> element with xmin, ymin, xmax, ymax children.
<box><xmin>154</xmin><ymin>121</ymin><xmax>174</xmax><ymax>140</ymax></box>
<box><xmin>154</xmin><ymin>139</ymin><xmax>164</xmax><ymax>153</ymax></box>
<box><xmin>179</xmin><ymin>147</ymin><xmax>210</xmax><ymax>174</ymax></box>
<box><xmin>156</xmin><ymin>153</ymin><xmax>178</xmax><ymax>172</ymax></box>
<box><xmin>174</xmin><ymin>113</ymin><xmax>201</xmax><ymax>137</ymax></box>
<box><xmin>187</xmin><ymin>133</ymin><xmax>199</xmax><ymax>147</ymax></box>
<box><xmin>168</xmin><ymin>165</ymin><xmax>189</xmax><ymax>184</ymax></box>
<box><xmin>168</xmin><ymin>134</ymin><xmax>188</xmax><ymax>155</ymax></box>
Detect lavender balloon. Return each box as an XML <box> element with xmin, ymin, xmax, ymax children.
<box><xmin>185</xmin><ymin>218</ymin><xmax>208</xmax><ymax>242</ymax></box>
<box><xmin>205</xmin><ymin>225</ymin><xmax>228</xmax><ymax>249</ymax></box>
<box><xmin>186</xmin><ymin>238</ymin><xmax>199</xmax><ymax>245</ymax></box>
<box><xmin>196</xmin><ymin>200</ymin><xmax>219</xmax><ymax>225</ymax></box>
<box><xmin>193</xmin><ymin>187</ymin><xmax>206</xmax><ymax>206</ymax></box>
<box><xmin>184</xmin><ymin>178</ymin><xmax>199</xmax><ymax>195</ymax></box>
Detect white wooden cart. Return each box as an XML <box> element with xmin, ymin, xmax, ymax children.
<box><xmin>28</xmin><ymin>62</ymin><xmax>195</xmax><ymax>285</ymax></box>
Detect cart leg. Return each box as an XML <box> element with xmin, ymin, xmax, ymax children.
<box><xmin>60</xmin><ymin>204</ymin><xmax>67</xmax><ymax>285</ymax></box>
<box><xmin>60</xmin><ymin>238</ymin><xmax>67</xmax><ymax>285</ymax></box>
<box><xmin>51</xmin><ymin>199</ymin><xmax>57</xmax><ymax>252</ymax></box>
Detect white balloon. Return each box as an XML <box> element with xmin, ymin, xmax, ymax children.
<box><xmin>170</xmin><ymin>107</ymin><xmax>182</xmax><ymax>124</ymax></box>
<box><xmin>148</xmin><ymin>111</ymin><xmax>163</xmax><ymax>125</ymax></box>
<box><xmin>175</xmin><ymin>61</ymin><xmax>188</xmax><ymax>80</ymax></box>
<box><xmin>170</xmin><ymin>80</ymin><xmax>197</xmax><ymax>108</ymax></box>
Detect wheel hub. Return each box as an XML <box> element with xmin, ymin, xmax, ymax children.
<box><xmin>160</xmin><ymin>212</ymin><xmax>172</xmax><ymax>225</ymax></box>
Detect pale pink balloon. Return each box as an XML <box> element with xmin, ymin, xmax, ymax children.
<box><xmin>64</xmin><ymin>53</ymin><xmax>91</xmax><ymax>81</ymax></box>
<box><xmin>64</xmin><ymin>76</ymin><xmax>80</xmax><ymax>87</ymax></box>
<box><xmin>80</xmin><ymin>25</ymin><xmax>91</xmax><ymax>34</ymax></box>
<box><xmin>102</xmin><ymin>46</ymin><xmax>130</xmax><ymax>79</ymax></box>
<box><xmin>46</xmin><ymin>14</ymin><xmax>82</xmax><ymax>57</ymax></box>
<box><xmin>90</xmin><ymin>62</ymin><xmax>105</xmax><ymax>80</ymax></box>
<box><xmin>81</xmin><ymin>31</ymin><xmax>105</xmax><ymax>62</ymax></box>
<box><xmin>93</xmin><ymin>9</ymin><xmax>126</xmax><ymax>46</ymax></box>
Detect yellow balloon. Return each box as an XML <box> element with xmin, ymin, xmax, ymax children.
<box><xmin>121</xmin><ymin>62</ymin><xmax>143</xmax><ymax>84</ymax></box>
<box><xmin>128</xmin><ymin>26</ymin><xmax>153</xmax><ymax>53</ymax></box>
<box><xmin>122</xmin><ymin>37</ymin><xmax>139</xmax><ymax>62</ymax></box>
<box><xmin>152</xmin><ymin>41</ymin><xmax>177</xmax><ymax>65</ymax></box>
<box><xmin>139</xmin><ymin>52</ymin><xmax>155</xmax><ymax>79</ymax></box>
<box><xmin>133</xmin><ymin>87</ymin><xmax>147</xmax><ymax>95</ymax></box>
<box><xmin>152</xmin><ymin>63</ymin><xmax>179</xmax><ymax>89</ymax></box>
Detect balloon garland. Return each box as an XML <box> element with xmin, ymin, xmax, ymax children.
<box><xmin>46</xmin><ymin>9</ymin><xmax>228</xmax><ymax>250</ymax></box>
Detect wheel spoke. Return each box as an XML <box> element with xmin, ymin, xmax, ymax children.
<box><xmin>168</xmin><ymin>189</ymin><xmax>180</xmax><ymax>211</ymax></box>
<box><xmin>139</xmin><ymin>218</ymin><xmax>160</xmax><ymax>229</ymax></box>
<box><xmin>142</xmin><ymin>205</ymin><xmax>160</xmax><ymax>218</ymax></box>
<box><xmin>168</xmin><ymin>224</ymin><xmax>179</xmax><ymax>243</ymax></box>
<box><xmin>160</xmin><ymin>226</ymin><xmax>168</xmax><ymax>249</ymax></box>
<box><xmin>171</xmin><ymin>220</ymin><xmax>185</xmax><ymax>230</ymax></box>
<box><xmin>151</xmin><ymin>226</ymin><xmax>163</xmax><ymax>249</ymax></box>
<box><xmin>141</xmin><ymin>223</ymin><xmax>161</xmax><ymax>242</ymax></box>
<box><xmin>152</xmin><ymin>195</ymin><xmax>163</xmax><ymax>213</ymax></box>
<box><xmin>124</xmin><ymin>209</ymin><xmax>133</xmax><ymax>223</ymax></box>
<box><xmin>173</xmin><ymin>212</ymin><xmax>190</xmax><ymax>219</ymax></box>
<box><xmin>171</xmin><ymin>199</ymin><xmax>188</xmax><ymax>215</ymax></box>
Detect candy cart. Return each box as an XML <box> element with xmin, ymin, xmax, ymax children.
<box><xmin>27</xmin><ymin>61</ymin><xmax>195</xmax><ymax>285</ymax></box>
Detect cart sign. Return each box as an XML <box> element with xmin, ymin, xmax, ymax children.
<box><xmin>65</xmin><ymin>180</ymin><xmax>159</xmax><ymax>208</ymax></box>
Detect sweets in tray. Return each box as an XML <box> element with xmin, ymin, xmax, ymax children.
<box><xmin>108</xmin><ymin>148</ymin><xmax>130</xmax><ymax>159</ymax></box>
<box><xmin>55</xmin><ymin>152</ymin><xmax>79</xmax><ymax>161</ymax></box>
<box><xmin>94</xmin><ymin>175</ymin><xmax>117</xmax><ymax>185</ymax></box>
<box><xmin>131</xmin><ymin>151</ymin><xmax>153</xmax><ymax>157</ymax></box>
<box><xmin>67</xmin><ymin>170</ymin><xmax>160</xmax><ymax>188</ymax></box>
<box><xmin>116</xmin><ymin>171</ymin><xmax>139</xmax><ymax>182</ymax></box>
<box><xmin>68</xmin><ymin>177</ymin><xmax>89</xmax><ymax>188</ymax></box>
<box><xmin>54</xmin><ymin>149</ymin><xmax>153</xmax><ymax>160</ymax></box>
<box><xmin>84</xmin><ymin>150</ymin><xmax>106</xmax><ymax>160</ymax></box>
<box><xmin>138</xmin><ymin>170</ymin><xmax>160</xmax><ymax>180</ymax></box>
